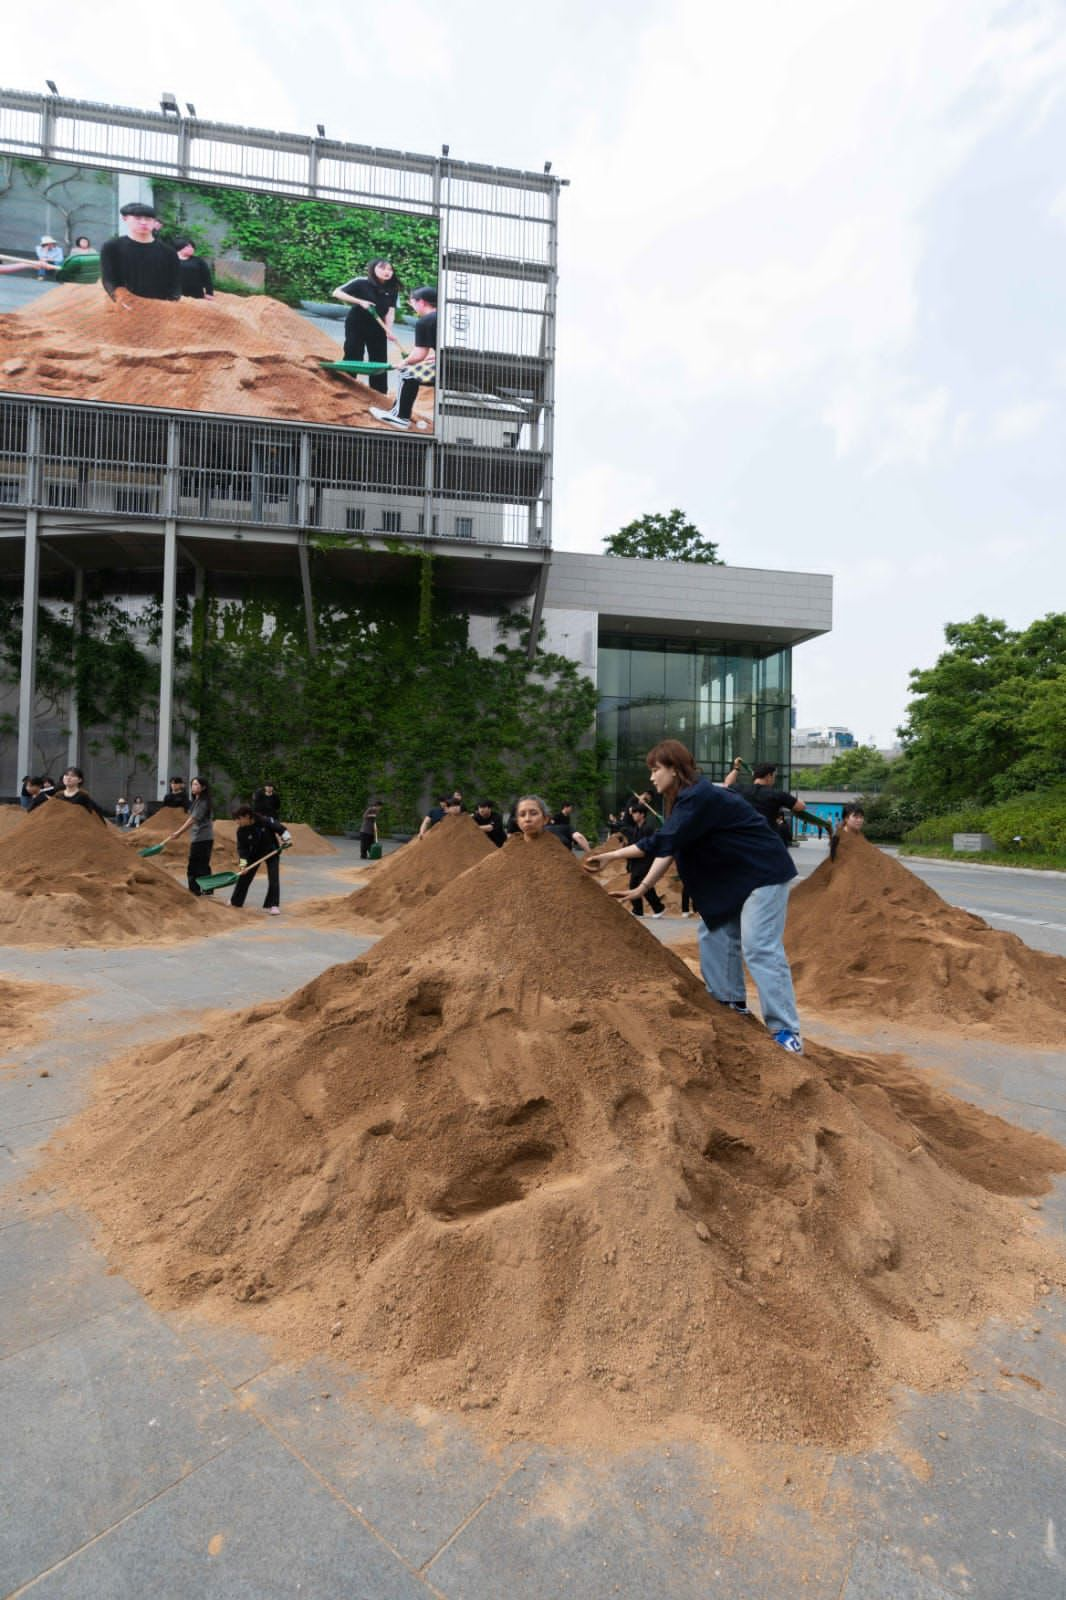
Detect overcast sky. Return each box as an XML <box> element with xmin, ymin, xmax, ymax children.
<box><xmin>8</xmin><ymin>0</ymin><xmax>1066</xmax><ymax>744</ymax></box>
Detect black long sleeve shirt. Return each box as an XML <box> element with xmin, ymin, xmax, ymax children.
<box><xmin>100</xmin><ymin>236</ymin><xmax>182</xmax><ymax>301</ymax></box>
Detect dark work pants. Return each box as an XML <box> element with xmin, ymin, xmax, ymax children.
<box><xmin>396</xmin><ymin>376</ymin><xmax>421</xmax><ymax>420</ymax></box>
<box><xmin>229</xmin><ymin>853</ymin><xmax>280</xmax><ymax>909</ymax></box>
<box><xmin>187</xmin><ymin>838</ymin><xmax>213</xmax><ymax>895</ymax></box>
<box><xmin>359</xmin><ymin>831</ymin><xmax>375</xmax><ymax>859</ymax></box>
<box><xmin>628</xmin><ymin>864</ymin><xmax>665</xmax><ymax>916</ymax></box>
<box><xmin>343</xmin><ymin>310</ymin><xmax>388</xmax><ymax>392</ymax></box>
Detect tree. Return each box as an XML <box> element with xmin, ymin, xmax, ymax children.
<box><xmin>603</xmin><ymin>509</ymin><xmax>723</xmax><ymax>565</ymax></box>
<box><xmin>793</xmin><ymin>744</ymin><xmax>892</xmax><ymax>791</ymax></box>
<box><xmin>898</xmin><ymin>612</ymin><xmax>1066</xmax><ymax>809</ymax></box>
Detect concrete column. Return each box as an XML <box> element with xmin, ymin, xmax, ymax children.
<box><xmin>156</xmin><ymin>519</ymin><xmax>178</xmax><ymax>799</ymax></box>
<box><xmin>298</xmin><ymin>534</ymin><xmax>318</xmax><ymax>656</ymax></box>
<box><xmin>66</xmin><ymin>566</ymin><xmax>83</xmax><ymax>770</ymax></box>
<box><xmin>16</xmin><ymin>510</ymin><xmax>40</xmax><ymax>783</ymax></box>
<box><xmin>187</xmin><ymin>562</ymin><xmax>204</xmax><ymax>778</ymax></box>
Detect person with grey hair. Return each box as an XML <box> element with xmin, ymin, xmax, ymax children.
<box><xmin>513</xmin><ymin>794</ymin><xmax>552</xmax><ymax>840</ymax></box>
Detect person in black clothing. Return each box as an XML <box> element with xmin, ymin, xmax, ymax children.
<box><xmin>723</xmin><ymin>761</ymin><xmax>826</xmax><ymax>849</ymax></box>
<box><xmin>617</xmin><ymin>802</ymin><xmax>666</xmax><ymax>917</ymax></box>
<box><xmin>229</xmin><ymin>804</ymin><xmax>292</xmax><ymax>912</ymax></box>
<box><xmin>100</xmin><ymin>203</ymin><xmax>181</xmax><ymax>304</ymax></box>
<box><xmin>359</xmin><ymin>800</ymin><xmax>383</xmax><ymax>859</ymax></box>
<box><xmin>332</xmin><ymin>258</ymin><xmax>401</xmax><ymax>395</ymax></box>
<box><xmin>28</xmin><ymin>766</ymin><xmax>108</xmax><ymax>821</ymax></box>
<box><xmin>174</xmin><ymin>239</ymin><xmax>215</xmax><ymax>300</ymax></box>
<box><xmin>472</xmin><ymin>800</ymin><xmax>506</xmax><ymax>847</ymax></box>
<box><xmin>546</xmin><ymin>802</ymin><xmax>592</xmax><ymax>854</ymax></box>
<box><xmin>252</xmin><ymin>783</ymin><xmax>282</xmax><ymax>820</ymax></box>
<box><xmin>159</xmin><ymin>776</ymin><xmax>189</xmax><ymax>811</ymax></box>
<box><xmin>370</xmin><ymin>287</ymin><xmax>437</xmax><ymax>429</ymax></box>
<box><xmin>418</xmin><ymin>795</ymin><xmax>451</xmax><ymax>839</ymax></box>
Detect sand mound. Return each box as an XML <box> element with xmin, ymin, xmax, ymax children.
<box><xmin>587</xmin><ymin>833</ymin><xmax>685</xmax><ymax>912</ymax></box>
<box><xmin>276</xmin><ymin>822</ymin><xmax>336</xmax><ymax>855</ymax></box>
<box><xmin>0</xmin><ymin>806</ymin><xmax>27</xmax><ymax>839</ymax></box>
<box><xmin>0</xmin><ymin>975</ymin><xmax>73</xmax><ymax>1049</ymax></box>
<box><xmin>49</xmin><ymin>833</ymin><xmax>1065</xmax><ymax>1451</ymax></box>
<box><xmin>299</xmin><ymin>811</ymin><xmax>493</xmax><ymax>929</ymax></box>
<box><xmin>786</xmin><ymin>833</ymin><xmax>1066</xmax><ymax>1044</ymax></box>
<box><xmin>0</xmin><ymin>800</ymin><xmax>230</xmax><ymax>945</ymax></box>
<box><xmin>0</xmin><ymin>284</ymin><xmax>433</xmax><ymax>430</ymax></box>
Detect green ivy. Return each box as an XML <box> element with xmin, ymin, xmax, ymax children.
<box><xmin>150</xmin><ymin>180</ymin><xmax>439</xmax><ymax>307</ymax></box>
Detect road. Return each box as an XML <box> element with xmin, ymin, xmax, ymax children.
<box><xmin>791</xmin><ymin>839</ymin><xmax>1066</xmax><ymax>959</ymax></box>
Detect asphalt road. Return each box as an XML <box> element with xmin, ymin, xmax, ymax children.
<box><xmin>791</xmin><ymin>839</ymin><xmax>1066</xmax><ymax>959</ymax></box>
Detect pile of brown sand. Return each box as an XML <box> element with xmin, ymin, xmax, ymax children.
<box><xmin>0</xmin><ymin>805</ymin><xmax>27</xmax><ymax>839</ymax></box>
<box><xmin>0</xmin><ymin>800</ymin><xmax>230</xmax><ymax>945</ymax></box>
<box><xmin>0</xmin><ymin>976</ymin><xmax>73</xmax><ymax>1049</ymax></box>
<box><xmin>48</xmin><ymin>833</ymin><xmax>1065</xmax><ymax>1451</ymax></box>
<box><xmin>299</xmin><ymin>811</ymin><xmax>494</xmax><ymax>930</ymax></box>
<box><xmin>0</xmin><ymin>285</ymin><xmax>433</xmax><ymax>430</ymax></box>
<box><xmin>786</xmin><ymin>832</ymin><xmax>1066</xmax><ymax>1044</ymax></box>
<box><xmin>281</xmin><ymin>822</ymin><xmax>337</xmax><ymax>856</ymax></box>
<box><xmin>134</xmin><ymin>810</ymin><xmax>334</xmax><ymax>857</ymax></box>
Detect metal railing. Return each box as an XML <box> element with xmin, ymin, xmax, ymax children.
<box><xmin>0</xmin><ymin>88</ymin><xmax>562</xmax><ymax>552</ymax></box>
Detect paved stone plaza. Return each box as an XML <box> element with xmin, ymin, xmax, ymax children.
<box><xmin>2</xmin><ymin>842</ymin><xmax>1064</xmax><ymax>1599</ymax></box>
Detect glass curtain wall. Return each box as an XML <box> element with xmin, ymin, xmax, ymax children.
<box><xmin>598</xmin><ymin>633</ymin><xmax>792</xmax><ymax>812</ymax></box>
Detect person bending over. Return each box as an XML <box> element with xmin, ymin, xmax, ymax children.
<box><xmin>359</xmin><ymin>799</ymin><xmax>383</xmax><ymax>859</ymax></box>
<box><xmin>724</xmin><ymin>760</ymin><xmax>830</xmax><ymax>848</ymax></box>
<box><xmin>418</xmin><ymin>794</ymin><xmax>451</xmax><ymax>839</ymax></box>
<box><xmin>586</xmin><ymin>739</ymin><xmax>803</xmax><ymax>1053</ymax></box>
<box><xmin>547</xmin><ymin>801</ymin><xmax>592</xmax><ymax>855</ymax></box>
<box><xmin>369</xmin><ymin>287</ymin><xmax>437</xmax><ymax>430</ymax></box>
<box><xmin>174</xmin><ymin>239</ymin><xmax>215</xmax><ymax>300</ymax></box>
<box><xmin>617</xmin><ymin>801</ymin><xmax>666</xmax><ymax>918</ymax></box>
<box><xmin>229</xmin><ymin>804</ymin><xmax>291</xmax><ymax>913</ymax></box>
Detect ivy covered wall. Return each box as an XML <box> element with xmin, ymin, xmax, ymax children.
<box><xmin>1</xmin><ymin>558</ymin><xmax>607</xmax><ymax>833</ymax></box>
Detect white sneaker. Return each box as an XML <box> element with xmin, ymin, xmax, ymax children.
<box><xmin>651</xmin><ymin>910</ymin><xmax>665</xmax><ymax>919</ymax></box>
<box><xmin>370</xmin><ymin>406</ymin><xmax>409</xmax><ymax>429</ymax></box>
<box><xmin>267</xmin><ymin>906</ymin><xmax>280</xmax><ymax>915</ymax></box>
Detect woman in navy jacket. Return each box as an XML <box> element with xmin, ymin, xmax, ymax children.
<box><xmin>586</xmin><ymin>740</ymin><xmax>803</xmax><ymax>1053</ymax></box>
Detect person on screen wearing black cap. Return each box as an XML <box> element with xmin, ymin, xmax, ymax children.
<box><xmin>174</xmin><ymin>239</ymin><xmax>215</xmax><ymax>300</ymax></box>
<box><xmin>370</xmin><ymin>287</ymin><xmax>437</xmax><ymax>431</ymax></box>
<box><xmin>100</xmin><ymin>203</ymin><xmax>181</xmax><ymax>304</ymax></box>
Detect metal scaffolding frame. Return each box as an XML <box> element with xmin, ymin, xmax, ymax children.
<box><xmin>0</xmin><ymin>87</ymin><xmax>565</xmax><ymax>795</ymax></box>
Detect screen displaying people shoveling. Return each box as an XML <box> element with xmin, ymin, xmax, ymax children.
<box><xmin>0</xmin><ymin>157</ymin><xmax>440</xmax><ymax>434</ymax></box>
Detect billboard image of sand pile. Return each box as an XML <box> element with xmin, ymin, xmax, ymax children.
<box><xmin>0</xmin><ymin>158</ymin><xmax>439</xmax><ymax>435</ymax></box>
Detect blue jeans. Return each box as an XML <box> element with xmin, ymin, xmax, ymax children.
<box><xmin>697</xmin><ymin>882</ymin><xmax>800</xmax><ymax>1037</ymax></box>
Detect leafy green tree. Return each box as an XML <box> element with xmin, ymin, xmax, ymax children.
<box><xmin>603</xmin><ymin>509</ymin><xmax>723</xmax><ymax>565</ymax></box>
<box><xmin>899</xmin><ymin>612</ymin><xmax>1066</xmax><ymax>809</ymax></box>
<box><xmin>793</xmin><ymin>744</ymin><xmax>892</xmax><ymax>791</ymax></box>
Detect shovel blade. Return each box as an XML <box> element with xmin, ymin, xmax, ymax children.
<box><xmin>195</xmin><ymin>871</ymin><xmax>239</xmax><ymax>891</ymax></box>
<box><xmin>138</xmin><ymin>842</ymin><xmax>165</xmax><ymax>856</ymax></box>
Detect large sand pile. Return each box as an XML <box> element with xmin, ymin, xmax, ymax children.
<box><xmin>0</xmin><ymin>285</ymin><xmax>432</xmax><ymax>430</ymax></box>
<box><xmin>0</xmin><ymin>806</ymin><xmax>27</xmax><ymax>840</ymax></box>
<box><xmin>299</xmin><ymin>811</ymin><xmax>494</xmax><ymax>930</ymax></box>
<box><xmin>0</xmin><ymin>800</ymin><xmax>230</xmax><ymax>945</ymax></box>
<box><xmin>786</xmin><ymin>832</ymin><xmax>1066</xmax><ymax>1044</ymax></box>
<box><xmin>49</xmin><ymin>833</ymin><xmax>1065</xmax><ymax>1450</ymax></box>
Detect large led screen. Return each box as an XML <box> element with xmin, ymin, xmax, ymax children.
<box><xmin>0</xmin><ymin>158</ymin><xmax>440</xmax><ymax>434</ymax></box>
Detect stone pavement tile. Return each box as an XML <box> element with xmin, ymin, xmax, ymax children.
<box><xmin>966</xmin><ymin>1295</ymin><xmax>1066</xmax><ymax>1428</ymax></box>
<box><xmin>243</xmin><ymin>1359</ymin><xmax>523</xmax><ymax>1570</ymax></box>
<box><xmin>0</xmin><ymin>1062</ymin><xmax>88</xmax><ymax>1137</ymax></box>
<box><xmin>0</xmin><ymin>1297</ymin><xmax>260</xmax><ymax>1596</ymax></box>
<box><xmin>996</xmin><ymin>1061</ymin><xmax>1066</xmax><ymax>1115</ymax></box>
<box><xmin>426</xmin><ymin>1445</ymin><xmax>850</xmax><ymax>1600</ymax></box>
<box><xmin>826</xmin><ymin>1389</ymin><xmax>1066</xmax><ymax>1600</ymax></box>
<box><xmin>16</xmin><ymin>1426</ymin><xmax>434</xmax><ymax>1600</ymax></box>
<box><xmin>166</xmin><ymin>1308</ymin><xmax>279</xmax><ymax>1391</ymax></box>
<box><xmin>842</xmin><ymin>1540</ymin><xmax>958</xmax><ymax>1598</ymax></box>
<box><xmin>0</xmin><ymin>1209</ymin><xmax>139</xmax><ymax>1357</ymax></box>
